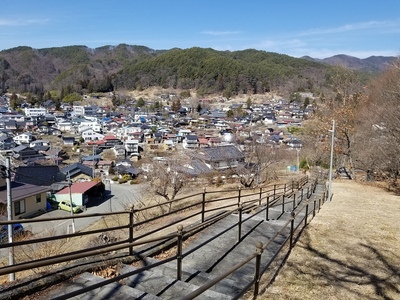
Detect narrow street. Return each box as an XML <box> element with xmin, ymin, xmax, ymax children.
<box><xmin>14</xmin><ymin>182</ymin><xmax>144</xmax><ymax>237</ymax></box>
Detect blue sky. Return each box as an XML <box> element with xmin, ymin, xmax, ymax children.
<box><xmin>1</xmin><ymin>1</ymin><xmax>399</xmax><ymax>58</ymax></box>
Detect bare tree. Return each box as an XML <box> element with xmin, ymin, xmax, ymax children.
<box><xmin>146</xmin><ymin>154</ymin><xmax>190</xmax><ymax>212</ymax></box>
<box><xmin>326</xmin><ymin>66</ymin><xmax>362</xmax><ymax>106</ymax></box>
<box><xmin>302</xmin><ymin>90</ymin><xmax>365</xmax><ymax>179</ymax></box>
<box><xmin>231</xmin><ymin>141</ymin><xmax>281</xmax><ymax>188</ymax></box>
<box><xmin>355</xmin><ymin>59</ymin><xmax>400</xmax><ymax>187</ymax></box>
<box><xmin>101</xmin><ymin>149</ymin><xmax>116</xmax><ymax>161</ymax></box>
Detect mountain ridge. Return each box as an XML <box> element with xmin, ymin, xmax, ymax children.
<box><xmin>301</xmin><ymin>54</ymin><xmax>397</xmax><ymax>73</ymax></box>
<box><xmin>0</xmin><ymin>44</ymin><xmax>394</xmax><ymax>97</ymax></box>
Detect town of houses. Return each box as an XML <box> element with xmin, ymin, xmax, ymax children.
<box><xmin>0</xmin><ymin>93</ymin><xmax>312</xmax><ymax>220</ymax></box>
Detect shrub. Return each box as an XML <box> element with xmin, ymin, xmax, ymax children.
<box><xmin>118</xmin><ymin>174</ymin><xmax>131</xmax><ymax>184</ymax></box>
<box><xmin>215</xmin><ymin>175</ymin><xmax>223</xmax><ymax>187</ymax></box>
<box><xmin>299</xmin><ymin>158</ymin><xmax>309</xmax><ymax>170</ymax></box>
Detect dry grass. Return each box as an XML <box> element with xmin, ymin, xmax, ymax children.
<box><xmin>257</xmin><ymin>180</ymin><xmax>400</xmax><ymax>300</ymax></box>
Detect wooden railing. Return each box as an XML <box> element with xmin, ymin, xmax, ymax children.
<box><xmin>0</xmin><ymin>175</ymin><xmax>324</xmax><ymax>299</ymax></box>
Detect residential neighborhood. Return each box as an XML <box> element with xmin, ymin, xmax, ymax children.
<box><xmin>0</xmin><ymin>92</ymin><xmax>309</xmax><ymax>220</ymax></box>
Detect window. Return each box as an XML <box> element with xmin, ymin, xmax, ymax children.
<box><xmin>36</xmin><ymin>194</ymin><xmax>41</xmax><ymax>203</ymax></box>
<box><xmin>14</xmin><ymin>200</ymin><xmax>26</xmax><ymax>216</ymax></box>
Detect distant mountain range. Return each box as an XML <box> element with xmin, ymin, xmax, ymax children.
<box><xmin>302</xmin><ymin>54</ymin><xmax>397</xmax><ymax>73</ymax></box>
<box><xmin>0</xmin><ymin>44</ymin><xmax>397</xmax><ymax>96</ymax></box>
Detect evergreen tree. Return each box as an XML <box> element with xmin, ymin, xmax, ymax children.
<box><xmin>171</xmin><ymin>99</ymin><xmax>181</xmax><ymax>112</ymax></box>
<box><xmin>246</xmin><ymin>97</ymin><xmax>252</xmax><ymax>109</ymax></box>
<box><xmin>136</xmin><ymin>97</ymin><xmax>146</xmax><ymax>107</ymax></box>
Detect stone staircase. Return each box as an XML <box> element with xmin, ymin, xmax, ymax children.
<box><xmin>29</xmin><ymin>181</ymin><xmax>328</xmax><ymax>300</ymax></box>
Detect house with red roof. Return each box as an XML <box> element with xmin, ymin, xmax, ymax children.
<box><xmin>54</xmin><ymin>180</ymin><xmax>105</xmax><ymax>206</ymax></box>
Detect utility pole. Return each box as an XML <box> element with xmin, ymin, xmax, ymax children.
<box><xmin>92</xmin><ymin>145</ymin><xmax>95</xmax><ymax>178</ymax></box>
<box><xmin>328</xmin><ymin>120</ymin><xmax>335</xmax><ymax>201</ymax></box>
<box><xmin>6</xmin><ymin>157</ymin><xmax>15</xmax><ymax>281</ymax></box>
<box><xmin>67</xmin><ymin>172</ymin><xmax>75</xmax><ymax>233</ymax></box>
<box><xmin>108</xmin><ymin>179</ymin><xmax>112</xmax><ymax>212</ymax></box>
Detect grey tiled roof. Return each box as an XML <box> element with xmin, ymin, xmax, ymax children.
<box><xmin>60</xmin><ymin>163</ymin><xmax>93</xmax><ymax>178</ymax></box>
<box><xmin>14</xmin><ymin>165</ymin><xmax>65</xmax><ymax>186</ymax></box>
<box><xmin>194</xmin><ymin>145</ymin><xmax>244</xmax><ymax>162</ymax></box>
<box><xmin>0</xmin><ymin>182</ymin><xmax>51</xmax><ymax>203</ymax></box>
<box><xmin>179</xmin><ymin>159</ymin><xmax>212</xmax><ymax>176</ymax></box>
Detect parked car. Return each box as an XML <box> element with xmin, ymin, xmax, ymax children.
<box><xmin>0</xmin><ymin>223</ymin><xmax>25</xmax><ymax>244</ymax></box>
<box><xmin>58</xmin><ymin>201</ymin><xmax>83</xmax><ymax>213</ymax></box>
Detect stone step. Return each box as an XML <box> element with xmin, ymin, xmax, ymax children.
<box><xmin>145</xmin><ymin>257</ymin><xmax>241</xmax><ymax>297</ymax></box>
<box><xmin>32</xmin><ymin>182</ymin><xmax>327</xmax><ymax>300</ymax></box>
<box><xmin>119</xmin><ymin>264</ymin><xmax>231</xmax><ymax>300</ymax></box>
<box><xmin>45</xmin><ymin>272</ymin><xmax>162</xmax><ymax>300</ymax></box>
<box><xmin>180</xmin><ymin>215</ymin><xmax>290</xmax><ymax>289</ymax></box>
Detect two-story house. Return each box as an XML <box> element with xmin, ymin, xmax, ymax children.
<box><xmin>13</xmin><ymin>133</ymin><xmax>34</xmax><ymax>145</ymax></box>
<box><xmin>24</xmin><ymin>107</ymin><xmax>47</xmax><ymax>117</ymax></box>
<box><xmin>57</xmin><ymin>121</ymin><xmax>73</xmax><ymax>132</ymax></box>
<box><xmin>182</xmin><ymin>135</ymin><xmax>199</xmax><ymax>149</ymax></box>
<box><xmin>78</xmin><ymin>121</ymin><xmax>102</xmax><ymax>134</ymax></box>
<box><xmin>81</xmin><ymin>128</ymin><xmax>105</xmax><ymax>142</ymax></box>
<box><xmin>124</xmin><ymin>139</ymin><xmax>140</xmax><ymax>155</ymax></box>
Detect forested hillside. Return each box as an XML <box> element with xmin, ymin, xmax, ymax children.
<box><xmin>0</xmin><ymin>44</ymin><xmax>370</xmax><ymax>99</ymax></box>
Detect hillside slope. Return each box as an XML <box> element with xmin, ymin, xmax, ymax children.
<box><xmin>260</xmin><ymin>180</ymin><xmax>400</xmax><ymax>299</ymax></box>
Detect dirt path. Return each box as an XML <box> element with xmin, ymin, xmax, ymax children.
<box><xmin>259</xmin><ymin>180</ymin><xmax>400</xmax><ymax>299</ymax></box>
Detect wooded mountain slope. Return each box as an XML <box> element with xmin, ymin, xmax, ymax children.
<box><xmin>0</xmin><ymin>44</ymin><xmax>392</xmax><ymax>96</ymax></box>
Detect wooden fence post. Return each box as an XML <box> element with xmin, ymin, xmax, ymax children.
<box><xmin>290</xmin><ymin>211</ymin><xmax>295</xmax><ymax>248</ymax></box>
<box><xmin>293</xmin><ymin>193</ymin><xmax>296</xmax><ymax>210</ymax></box>
<box><xmin>176</xmin><ymin>225</ymin><xmax>183</xmax><ymax>281</ymax></box>
<box><xmin>238</xmin><ymin>187</ymin><xmax>242</xmax><ymax>207</ymax></box>
<box><xmin>129</xmin><ymin>204</ymin><xmax>134</xmax><ymax>256</ymax></box>
<box><xmin>253</xmin><ymin>242</ymin><xmax>263</xmax><ymax>298</ymax></box>
<box><xmin>313</xmin><ymin>197</ymin><xmax>317</xmax><ymax>218</ymax></box>
<box><xmin>305</xmin><ymin>201</ymin><xmax>309</xmax><ymax>226</ymax></box>
<box><xmin>201</xmin><ymin>188</ymin><xmax>206</xmax><ymax>223</ymax></box>
<box><xmin>238</xmin><ymin>203</ymin><xmax>243</xmax><ymax>242</ymax></box>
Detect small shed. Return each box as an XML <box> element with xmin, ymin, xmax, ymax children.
<box><xmin>54</xmin><ymin>181</ymin><xmax>105</xmax><ymax>206</ymax></box>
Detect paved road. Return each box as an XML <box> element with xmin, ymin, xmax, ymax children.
<box><xmin>9</xmin><ymin>182</ymin><xmax>144</xmax><ymax>238</ymax></box>
<box><xmin>0</xmin><ymin>182</ymin><xmax>145</xmax><ymax>262</ymax></box>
